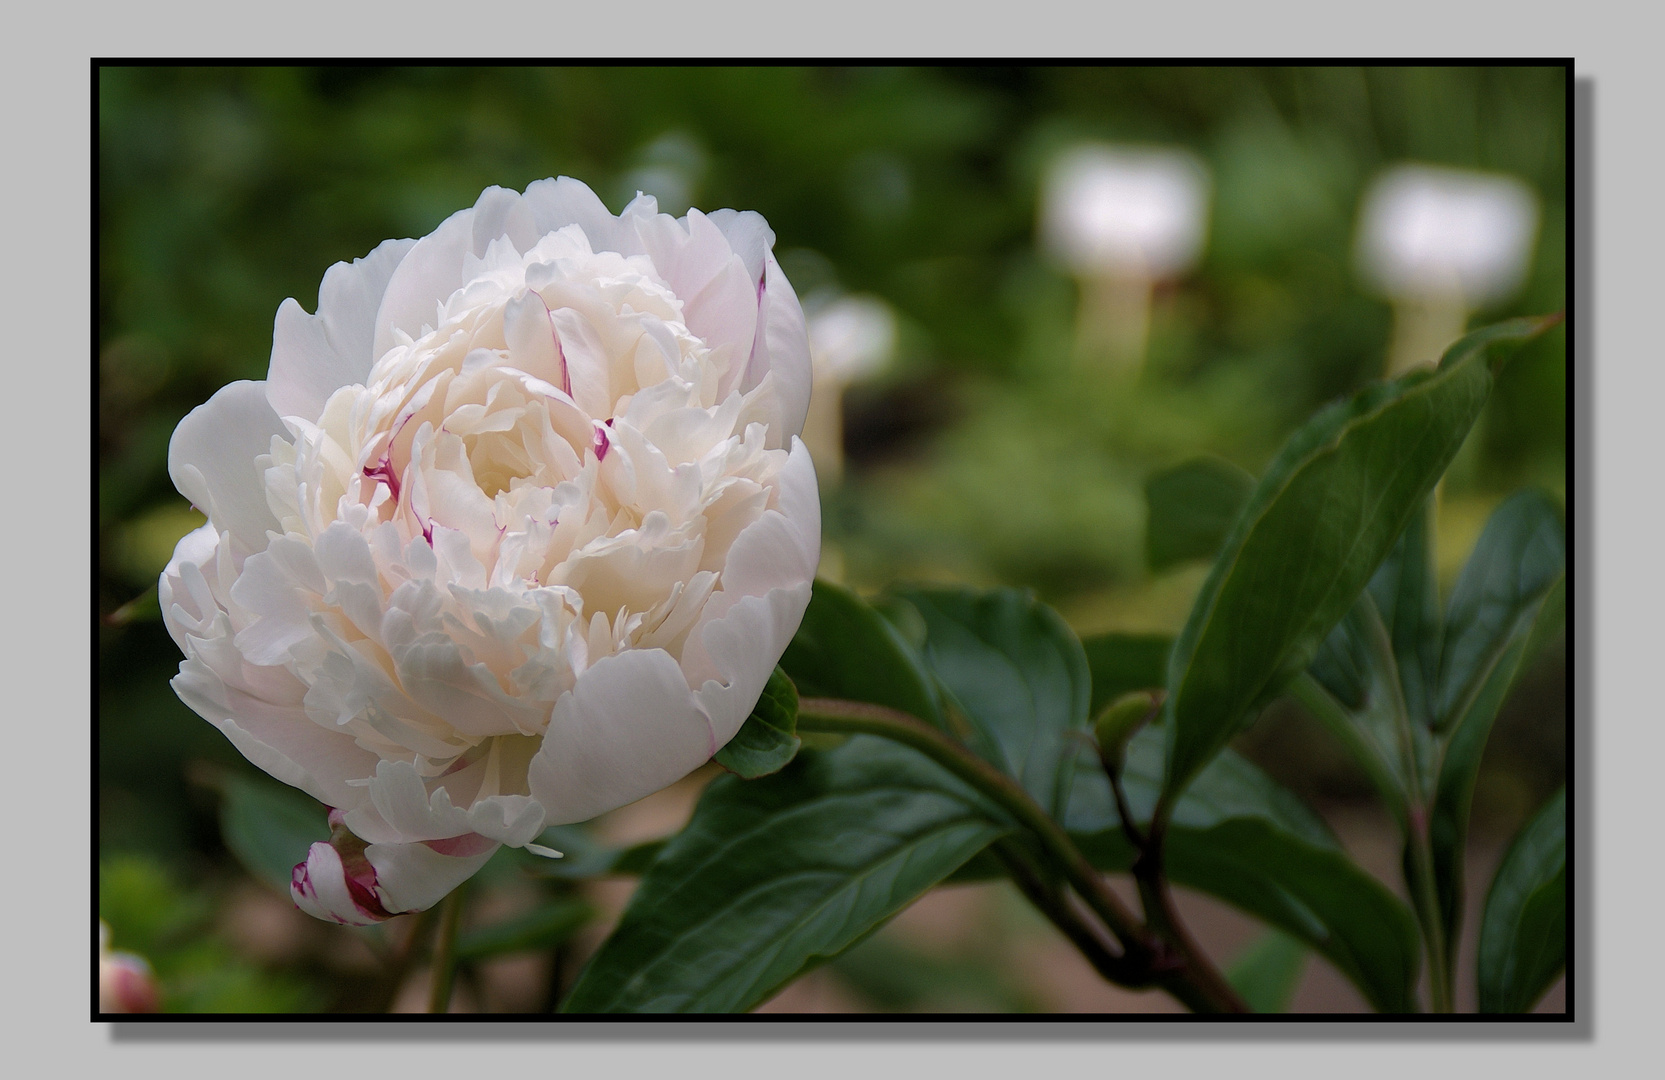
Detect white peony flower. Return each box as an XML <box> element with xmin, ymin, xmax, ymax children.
<box><xmin>160</xmin><ymin>178</ymin><xmax>820</xmax><ymax>924</ymax></box>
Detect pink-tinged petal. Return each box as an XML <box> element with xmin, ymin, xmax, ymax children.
<box><xmin>167</xmin><ymin>380</ymin><xmax>288</xmax><ymax>551</ymax></box>
<box><xmin>291</xmin><ymin>839</ymin><xmax>394</xmax><ymax>925</ymax></box>
<box><xmin>468</xmin><ymin>185</ymin><xmax>540</xmax><ymax>257</ymax></box>
<box><xmin>372</xmin><ymin>204</ymin><xmax>478</xmax><ymax>360</ymax></box>
<box><xmin>363</xmin><ymin>837</ymin><xmax>499</xmax><ymax>915</ymax></box>
<box><xmin>170</xmin><ymin>657</ymin><xmax>379</xmax><ymax>813</ymax></box>
<box><xmin>502</xmin><ymin>289</ymin><xmax>567</xmax><ymax>389</ymax></box>
<box><xmin>695</xmin><ymin>584</ymin><xmax>812</xmax><ymax>747</ymax></box>
<box><xmin>519</xmin><ymin>176</ymin><xmax>638</xmax><ymax>257</ymax></box>
<box><xmin>266</xmin><ymin>237</ymin><xmax>415</xmax><ymax>420</ymax></box>
<box><xmin>704</xmin><ymin>207</ymin><xmax>775</xmax><ymax>291</ymax></box>
<box><xmin>527</xmin><ymin>648</ymin><xmax>718</xmax><ymax>826</ymax></box>
<box><xmin>742</xmin><ymin>254</ymin><xmax>813</xmax><ymax>446</ymax></box>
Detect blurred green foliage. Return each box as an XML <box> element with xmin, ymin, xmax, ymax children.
<box><xmin>97</xmin><ymin>66</ymin><xmax>1565</xmax><ymax>1011</ymax></box>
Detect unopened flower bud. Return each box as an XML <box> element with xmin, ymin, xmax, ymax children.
<box><xmin>1093</xmin><ymin>690</ymin><xmax>1163</xmax><ymax>773</ymax></box>
<box><xmin>98</xmin><ymin>922</ymin><xmax>160</xmax><ymax>1014</ymax></box>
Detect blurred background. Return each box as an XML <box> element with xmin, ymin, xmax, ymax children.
<box><xmin>97</xmin><ymin>65</ymin><xmax>1566</xmax><ymax>1013</ymax></box>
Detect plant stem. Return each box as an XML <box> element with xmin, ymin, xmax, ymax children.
<box><xmin>1406</xmin><ymin>815</ymin><xmax>1454</xmax><ymax>1013</ymax></box>
<box><xmin>1358</xmin><ymin>595</ymin><xmax>1454</xmax><ymax>1013</ymax></box>
<box><xmin>427</xmin><ymin>886</ymin><xmax>466</xmax><ymax>1014</ymax></box>
<box><xmin>798</xmin><ymin>698</ymin><xmax>1145</xmax><ymax>947</ymax></box>
<box><xmin>797</xmin><ymin>697</ymin><xmax>1247</xmax><ymax>1013</ymax></box>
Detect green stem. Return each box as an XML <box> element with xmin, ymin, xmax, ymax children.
<box><xmin>1406</xmin><ymin>817</ymin><xmax>1453</xmax><ymax>1013</ymax></box>
<box><xmin>798</xmin><ymin>698</ymin><xmax>1145</xmax><ymax>947</ymax></box>
<box><xmin>427</xmin><ymin>886</ymin><xmax>467</xmax><ymax>1014</ymax></box>
<box><xmin>1357</xmin><ymin>595</ymin><xmax>1453</xmax><ymax>1013</ymax></box>
<box><xmin>797</xmin><ymin>697</ymin><xmax>1246</xmax><ymax>1013</ymax></box>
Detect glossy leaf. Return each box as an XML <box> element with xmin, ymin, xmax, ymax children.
<box><xmin>1081</xmin><ymin>632</ymin><xmax>1171</xmax><ymax>716</ymax></box>
<box><xmin>1144</xmin><ymin>455</ymin><xmax>1255</xmax><ymax>572</ymax></box>
<box><xmin>1368</xmin><ymin>500</ymin><xmax>1441</xmax><ymax>727</ymax></box>
<box><xmin>896</xmin><ymin>587</ymin><xmax>1092</xmax><ymax>821</ymax></box>
<box><xmin>1430</xmin><ymin>491</ymin><xmax>1566</xmax><ymax>952</ymax></box>
<box><xmin>561</xmin><ymin>736</ymin><xmax>1011</xmax><ymax>1013</ymax></box>
<box><xmin>1478</xmin><ymin>788</ymin><xmax>1566</xmax><ymax>1013</ymax></box>
<box><xmin>780</xmin><ymin>579</ymin><xmax>942</xmax><ymax>728</ymax></box>
<box><xmin>524</xmin><ymin>824</ymin><xmax>664</xmax><ymax>881</ymax></box>
<box><xmin>456</xmin><ymin>896</ymin><xmax>595</xmax><ymax>962</ymax></box>
<box><xmin>1068</xmin><ymin>727</ymin><xmax>1422</xmax><ymax>1013</ymax></box>
<box><xmin>1227</xmin><ymin>929</ymin><xmax>1310</xmax><ymax>1014</ymax></box>
<box><xmin>219</xmin><ymin>772</ymin><xmax>330</xmax><ymax>894</ymax></box>
<box><xmin>713</xmin><ymin>666</ymin><xmax>801</xmax><ymax>778</ymax></box>
<box><xmin>1162</xmin><ymin>316</ymin><xmax>1557</xmax><ymax>807</ymax></box>
<box><xmin>1434</xmin><ymin>490</ymin><xmax>1566</xmax><ymax>731</ymax></box>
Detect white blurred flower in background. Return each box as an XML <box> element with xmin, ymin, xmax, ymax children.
<box><xmin>1039</xmin><ymin>144</ymin><xmax>1211</xmax><ymax>373</ymax></box>
<box><xmin>1355</xmin><ymin>163</ymin><xmax>1540</xmax><ymax>373</ymax></box>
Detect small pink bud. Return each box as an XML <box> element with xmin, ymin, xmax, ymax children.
<box><xmin>98</xmin><ymin>924</ymin><xmax>161</xmax><ymax>1013</ymax></box>
<box><xmin>290</xmin><ymin>815</ymin><xmax>395</xmax><ymax>926</ymax></box>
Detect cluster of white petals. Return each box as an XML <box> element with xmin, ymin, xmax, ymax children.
<box><xmin>161</xmin><ymin>179</ymin><xmax>819</xmax><ymax>923</ymax></box>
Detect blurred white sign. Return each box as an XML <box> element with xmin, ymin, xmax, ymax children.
<box><xmin>1356</xmin><ymin>164</ymin><xmax>1540</xmax><ymax>307</ymax></box>
<box><xmin>1041</xmin><ymin>144</ymin><xmax>1212</xmax><ymax>280</ymax></box>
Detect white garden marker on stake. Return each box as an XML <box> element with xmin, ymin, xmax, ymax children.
<box><xmin>1355</xmin><ymin>164</ymin><xmax>1540</xmax><ymax>375</ymax></box>
<box><xmin>1039</xmin><ymin>143</ymin><xmax>1210</xmax><ymax>375</ymax></box>
<box><xmin>800</xmin><ymin>294</ymin><xmax>897</xmax><ymax>583</ymax></box>
<box><xmin>801</xmin><ymin>294</ymin><xmax>897</xmax><ymax>486</ymax></box>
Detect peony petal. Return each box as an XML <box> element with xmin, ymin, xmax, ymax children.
<box><xmin>267</xmin><ymin>237</ymin><xmax>415</xmax><ymax>420</ymax></box>
<box><xmin>168</xmin><ymin>380</ymin><xmax>288</xmax><ymax>552</ymax></box>
<box><xmin>741</xmin><ymin>253</ymin><xmax>813</xmax><ymax>445</ymax></box>
<box><xmin>372</xmin><ymin>204</ymin><xmax>478</xmax><ymax>360</ymax></box>
<box><xmin>364</xmin><ymin>837</ymin><xmax>500</xmax><ymax>915</ymax></box>
<box><xmin>527</xmin><ymin>647</ymin><xmax>718</xmax><ymax>825</ymax></box>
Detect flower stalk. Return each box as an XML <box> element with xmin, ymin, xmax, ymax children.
<box><xmin>796</xmin><ymin>696</ymin><xmax>1247</xmax><ymax>1013</ymax></box>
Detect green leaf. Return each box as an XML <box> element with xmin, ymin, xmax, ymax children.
<box><xmin>1368</xmin><ymin>499</ymin><xmax>1441</xmax><ymax>727</ymax></box>
<box><xmin>521</xmin><ymin>824</ymin><xmax>663</xmax><ymax>881</ymax></box>
<box><xmin>1430</xmin><ymin>490</ymin><xmax>1566</xmax><ymax>956</ymax></box>
<box><xmin>561</xmin><ymin>736</ymin><xmax>1011</xmax><ymax>1013</ymax></box>
<box><xmin>1144</xmin><ymin>455</ymin><xmax>1255</xmax><ymax>572</ymax></box>
<box><xmin>219</xmin><ymin>772</ymin><xmax>331</xmax><ymax>894</ymax></box>
<box><xmin>456</xmin><ymin>896</ymin><xmax>595</xmax><ymax>962</ymax></box>
<box><xmin>1081</xmin><ymin>632</ymin><xmax>1171</xmax><ymax>716</ymax></box>
<box><xmin>1478</xmin><ymin>788</ymin><xmax>1566</xmax><ymax>1013</ymax></box>
<box><xmin>713</xmin><ymin>666</ymin><xmax>801</xmax><ymax>778</ymax></box>
<box><xmin>1434</xmin><ymin>491</ymin><xmax>1566</xmax><ymax>731</ymax></box>
<box><xmin>1162</xmin><ymin>315</ymin><xmax>1558</xmax><ymax>808</ymax></box>
<box><xmin>780</xmin><ymin>579</ymin><xmax>943</xmax><ymax>728</ymax></box>
<box><xmin>1227</xmin><ymin>929</ymin><xmax>1310</xmax><ymax>1014</ymax></box>
<box><xmin>1067</xmin><ymin>728</ymin><xmax>1422</xmax><ymax>1013</ymax></box>
<box><xmin>894</xmin><ymin>587</ymin><xmax>1093</xmax><ymax>821</ymax></box>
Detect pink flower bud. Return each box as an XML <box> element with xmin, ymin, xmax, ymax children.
<box><xmin>290</xmin><ymin>820</ymin><xmax>394</xmax><ymax>926</ymax></box>
<box><xmin>98</xmin><ymin>924</ymin><xmax>161</xmax><ymax>1013</ymax></box>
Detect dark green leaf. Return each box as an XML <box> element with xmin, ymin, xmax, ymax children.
<box><xmin>713</xmin><ymin>666</ymin><xmax>801</xmax><ymax>778</ymax></box>
<box><xmin>1478</xmin><ymin>788</ymin><xmax>1566</xmax><ymax>1013</ymax></box>
<box><xmin>456</xmin><ymin>896</ymin><xmax>595</xmax><ymax>962</ymax></box>
<box><xmin>219</xmin><ymin>773</ymin><xmax>331</xmax><ymax>894</ymax></box>
<box><xmin>1431</xmin><ymin>490</ymin><xmax>1566</xmax><ymax>953</ymax></box>
<box><xmin>1067</xmin><ymin>727</ymin><xmax>1422</xmax><ymax>1013</ymax></box>
<box><xmin>1367</xmin><ymin>499</ymin><xmax>1441</xmax><ymax>727</ymax></box>
<box><xmin>1434</xmin><ymin>490</ymin><xmax>1566</xmax><ymax>730</ymax></box>
<box><xmin>523</xmin><ymin>825</ymin><xmax>664</xmax><ymax>881</ymax></box>
<box><xmin>1082</xmin><ymin>632</ymin><xmax>1171</xmax><ymax>716</ymax></box>
<box><xmin>1162</xmin><ymin>316</ymin><xmax>1557</xmax><ymax>806</ymax></box>
<box><xmin>1144</xmin><ymin>456</ymin><xmax>1255</xmax><ymax>572</ymax></box>
<box><xmin>1226</xmin><ymin>929</ymin><xmax>1310</xmax><ymax>1014</ymax></box>
<box><xmin>895</xmin><ymin>587</ymin><xmax>1093</xmax><ymax>821</ymax></box>
<box><xmin>780</xmin><ymin>579</ymin><xmax>943</xmax><ymax>728</ymax></box>
<box><xmin>561</xmin><ymin>736</ymin><xmax>1011</xmax><ymax>1013</ymax></box>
